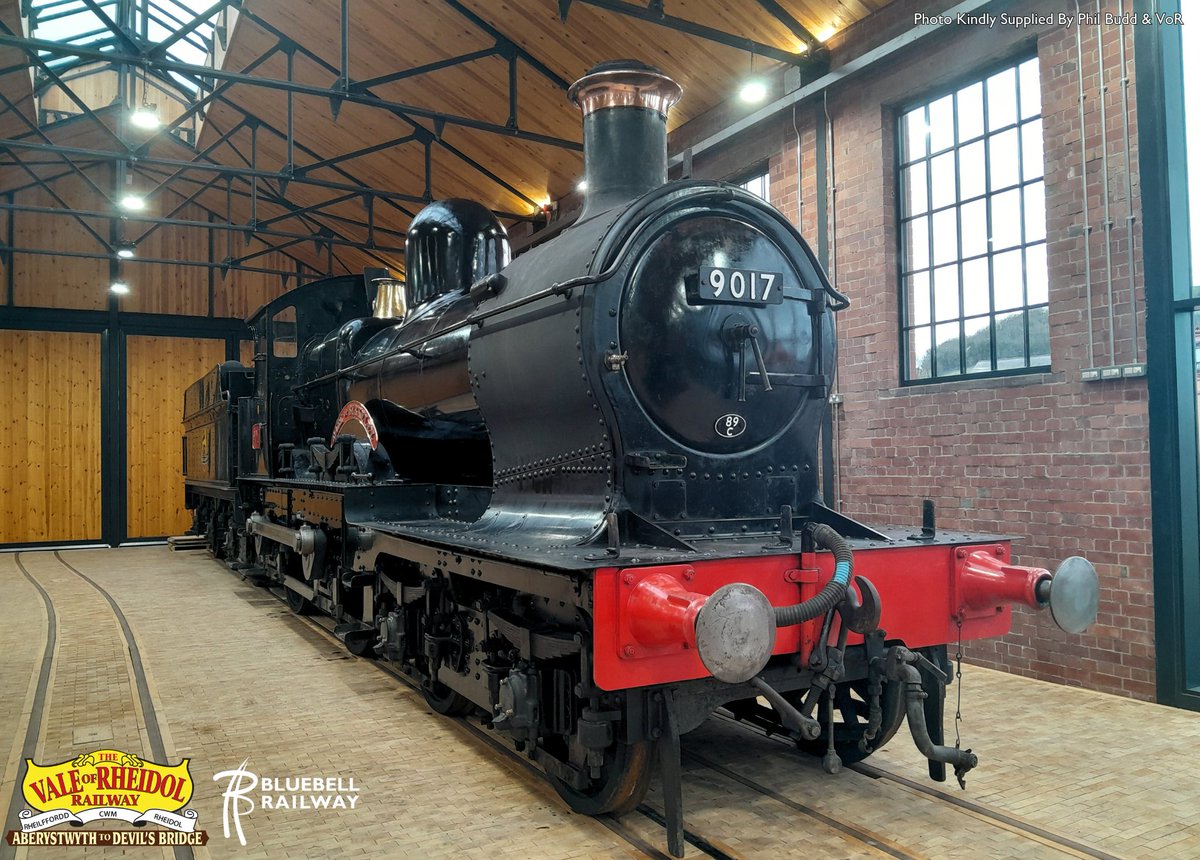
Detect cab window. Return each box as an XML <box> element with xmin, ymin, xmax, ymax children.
<box><xmin>272</xmin><ymin>306</ymin><xmax>298</xmax><ymax>358</ymax></box>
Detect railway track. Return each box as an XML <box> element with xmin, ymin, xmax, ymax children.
<box><xmin>266</xmin><ymin>582</ymin><xmax>738</xmax><ymax>860</ymax></box>
<box><xmin>4</xmin><ymin>549</ymin><xmax>1130</xmax><ymax>860</ymax></box>
<box><xmin>249</xmin><ymin>570</ymin><xmax>1121</xmax><ymax>860</ymax></box>
<box><xmin>258</xmin><ymin>563</ymin><xmax>1132</xmax><ymax>860</ymax></box>
<box><xmin>706</xmin><ymin>712</ymin><xmax>1129</xmax><ymax>860</ymax></box>
<box><xmin>3</xmin><ymin>552</ymin><xmax>192</xmax><ymax>860</ymax></box>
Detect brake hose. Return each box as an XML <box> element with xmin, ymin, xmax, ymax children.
<box><xmin>775</xmin><ymin>523</ymin><xmax>853</xmax><ymax>627</ymax></box>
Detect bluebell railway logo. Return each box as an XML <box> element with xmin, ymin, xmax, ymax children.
<box><xmin>5</xmin><ymin>749</ymin><xmax>208</xmax><ymax>847</ymax></box>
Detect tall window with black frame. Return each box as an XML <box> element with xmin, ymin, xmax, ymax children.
<box><xmin>898</xmin><ymin>57</ymin><xmax>1049</xmax><ymax>382</ymax></box>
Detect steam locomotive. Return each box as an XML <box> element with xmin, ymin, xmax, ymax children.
<box><xmin>183</xmin><ymin>61</ymin><xmax>1098</xmax><ymax>856</ymax></box>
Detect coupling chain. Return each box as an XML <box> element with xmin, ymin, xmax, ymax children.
<box><xmin>954</xmin><ymin>616</ymin><xmax>964</xmax><ymax>749</ymax></box>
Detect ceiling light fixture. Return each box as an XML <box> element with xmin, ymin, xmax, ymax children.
<box><xmin>115</xmin><ymin>241</ymin><xmax>136</xmax><ymax>259</ymax></box>
<box><xmin>738</xmin><ymin>77</ymin><xmax>769</xmax><ymax>104</ymax></box>
<box><xmin>119</xmin><ymin>194</ymin><xmax>145</xmax><ymax>211</ymax></box>
<box><xmin>130</xmin><ymin>104</ymin><xmax>160</xmax><ymax>130</ymax></box>
<box><xmin>576</xmin><ymin>180</ymin><xmax>588</xmax><ymax>192</ymax></box>
<box><xmin>110</xmin><ymin>281</ymin><xmax>131</xmax><ymax>295</ymax></box>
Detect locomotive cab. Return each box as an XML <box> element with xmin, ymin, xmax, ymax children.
<box><xmin>244</xmin><ymin>277</ymin><xmax>373</xmax><ymax>477</ymax></box>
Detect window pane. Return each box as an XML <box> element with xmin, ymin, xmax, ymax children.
<box><xmin>990</xmin><ymin>189</ymin><xmax>1022</xmax><ymax>250</ymax></box>
<box><xmin>957</xmin><ymin>82</ymin><xmax>985</xmax><ymax>142</ymax></box>
<box><xmin>1026</xmin><ymin>243</ymin><xmax>1049</xmax><ymax>304</ymax></box>
<box><xmin>960</xmin><ymin>198</ymin><xmax>988</xmax><ymax>258</ymax></box>
<box><xmin>1024</xmin><ymin>181</ymin><xmax>1046</xmax><ymax>242</ymax></box>
<box><xmin>932</xmin><ymin>208</ymin><xmax>958</xmax><ymax>265</ymax></box>
<box><xmin>272</xmin><ymin>306</ymin><xmax>298</xmax><ymax>358</ymax></box>
<box><xmin>739</xmin><ymin>173</ymin><xmax>770</xmax><ymax>201</ymax></box>
<box><xmin>1021</xmin><ymin>119</ymin><xmax>1044</xmax><ymax>180</ymax></box>
<box><xmin>1185</xmin><ymin>18</ymin><xmax>1200</xmax><ymax>289</ymax></box>
<box><xmin>1019</xmin><ymin>57</ymin><xmax>1041</xmax><ymax>120</ymax></box>
<box><xmin>903</xmin><ymin>108</ymin><xmax>928</xmax><ymax>162</ymax></box>
<box><xmin>935</xmin><ymin>322</ymin><xmax>963</xmax><ymax>375</ymax></box>
<box><xmin>906</xmin><ymin>271</ymin><xmax>931</xmax><ymax>325</ymax></box>
<box><xmin>963</xmin><ymin>257</ymin><xmax>991</xmax><ymax>316</ymax></box>
<box><xmin>934</xmin><ymin>264</ymin><xmax>960</xmax><ymax>321</ymax></box>
<box><xmin>989</xmin><ymin>127</ymin><xmax>1021</xmax><ymax>190</ymax></box>
<box><xmin>993</xmin><ymin>249</ymin><xmax>1024</xmax><ymax>310</ymax></box>
<box><xmin>905</xmin><ymin>216</ymin><xmax>929</xmax><ymax>271</ymax></box>
<box><xmin>1029</xmin><ymin>306</ymin><xmax>1050</xmax><ymax>366</ymax></box>
<box><xmin>930</xmin><ymin>151</ymin><xmax>957</xmax><ymax>210</ymax></box>
<box><xmin>903</xmin><ymin>162</ymin><xmax>928</xmax><ymax>216</ymax></box>
<box><xmin>909</xmin><ymin>326</ymin><xmax>933</xmax><ymax>380</ymax></box>
<box><xmin>898</xmin><ymin>55</ymin><xmax>1043</xmax><ymax>382</ymax></box>
<box><xmin>987</xmin><ymin>67</ymin><xmax>1018</xmax><ymax>130</ymax></box>
<box><xmin>959</xmin><ymin>141</ymin><xmax>986</xmax><ymax>200</ymax></box>
<box><xmin>995</xmin><ymin>310</ymin><xmax>1026</xmax><ymax>367</ymax></box>
<box><xmin>964</xmin><ymin>316</ymin><xmax>992</xmax><ymax>374</ymax></box>
<box><xmin>929</xmin><ymin>94</ymin><xmax>955</xmax><ymax>154</ymax></box>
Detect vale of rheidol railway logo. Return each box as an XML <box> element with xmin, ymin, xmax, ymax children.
<box><xmin>5</xmin><ymin>749</ymin><xmax>206</xmax><ymax>847</ymax></box>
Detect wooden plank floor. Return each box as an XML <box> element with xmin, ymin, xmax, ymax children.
<box><xmin>2</xmin><ymin>546</ymin><xmax>1197</xmax><ymax>859</ymax></box>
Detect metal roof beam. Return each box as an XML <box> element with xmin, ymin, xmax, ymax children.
<box><xmin>0</xmin><ymin>147</ymin><xmax>110</xmax><ymax>250</ymax></box>
<box><xmin>0</xmin><ymin>21</ymin><xmax>132</xmax><ymax>154</ymax></box>
<box><xmin>294</xmin><ymin>133</ymin><xmax>419</xmax><ymax>176</ymax></box>
<box><xmin>78</xmin><ymin>0</ymin><xmax>141</xmax><ymax>55</ymax></box>
<box><xmin>134</xmin><ymin>43</ymin><xmax>279</xmax><ymax>154</ymax></box>
<box><xmin>142</xmin><ymin>6</ymin><xmax>214</xmax><ymax>56</ymax></box>
<box><xmin>0</xmin><ymin>137</ymin><xmax>435</xmax><ymax>206</ymax></box>
<box><xmin>228</xmin><ymin>234</ymin><xmax>307</xmax><ymax>267</ymax></box>
<box><xmin>228</xmin><ymin>11</ymin><xmax>558</xmax><ymax>210</ymax></box>
<box><xmin>0</xmin><ymin>198</ymin><xmax>408</xmax><ymax>254</ymax></box>
<box><xmin>753</xmin><ymin>0</ymin><xmax>820</xmax><ymax>52</ymax></box>
<box><xmin>131</xmin><ymin>170</ymin><xmax>226</xmax><ymax>243</ymax></box>
<box><xmin>255</xmin><ymin>189</ymin><xmax>361</xmax><ymax>228</ymax></box>
<box><xmin>0</xmin><ymin>240</ymin><xmax>312</xmax><ymax>279</ymax></box>
<box><xmin>438</xmin><ymin>0</ymin><xmax>570</xmax><ymax>90</ymax></box>
<box><xmin>138</xmin><ymin>115</ymin><xmax>248</xmax><ymax>204</ymax></box>
<box><xmin>0</xmin><ymin>32</ymin><xmax>582</xmax><ymax>151</ymax></box>
<box><xmin>146</xmin><ymin>0</ymin><xmax>228</xmax><ymax>59</ymax></box>
<box><xmin>0</xmin><ymin>86</ymin><xmax>113</xmax><ymax>206</ymax></box>
<box><xmin>351</xmin><ymin>46</ymin><xmax>500</xmax><ymax>91</ymax></box>
<box><xmin>136</xmin><ymin>167</ymin><xmax>411</xmax><ymax>239</ymax></box>
<box><xmin>0</xmin><ymin>165</ymin><xmax>94</xmax><ymax>196</ymax></box>
<box><xmin>564</xmin><ymin>0</ymin><xmax>811</xmax><ymax>66</ymax></box>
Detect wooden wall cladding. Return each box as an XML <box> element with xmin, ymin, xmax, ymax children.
<box><xmin>126</xmin><ymin>334</ymin><xmax>226</xmax><ymax>538</ymax></box>
<box><xmin>0</xmin><ymin>329</ymin><xmax>102</xmax><ymax>543</ymax></box>
<box><xmin>11</xmin><ymin>171</ymin><xmax>108</xmax><ymax>310</ymax></box>
<box><xmin>5</xmin><ymin>168</ymin><xmax>300</xmax><ymax>317</ymax></box>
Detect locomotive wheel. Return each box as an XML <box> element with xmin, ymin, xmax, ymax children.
<box><xmin>793</xmin><ymin>678</ymin><xmax>904</xmax><ymax>764</ymax></box>
<box><xmin>285</xmin><ymin>586</ymin><xmax>313</xmax><ymax>615</ymax></box>
<box><xmin>548</xmin><ymin>741</ymin><xmax>652</xmax><ymax>817</ymax></box>
<box><xmin>421</xmin><ymin>678</ymin><xmax>474</xmax><ymax>716</ymax></box>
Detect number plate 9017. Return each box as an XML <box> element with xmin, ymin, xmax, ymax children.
<box><xmin>695</xmin><ymin>266</ymin><xmax>783</xmax><ymax>305</ymax></box>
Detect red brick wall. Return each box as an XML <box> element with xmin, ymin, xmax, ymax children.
<box><xmin>710</xmin><ymin>0</ymin><xmax>1153</xmax><ymax>699</ymax></box>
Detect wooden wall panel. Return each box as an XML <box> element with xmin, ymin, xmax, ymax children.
<box><xmin>126</xmin><ymin>335</ymin><xmax>226</xmax><ymax>538</ymax></box>
<box><xmin>0</xmin><ymin>330</ymin><xmax>102</xmax><ymax>543</ymax></box>
<box><xmin>38</xmin><ymin>63</ymin><xmax>120</xmax><ymax>117</ymax></box>
<box><xmin>12</xmin><ymin>172</ymin><xmax>108</xmax><ymax>310</ymax></box>
<box><xmin>119</xmin><ymin>186</ymin><xmax>210</xmax><ymax>316</ymax></box>
<box><xmin>5</xmin><ymin>169</ymin><xmax>303</xmax><ymax>316</ymax></box>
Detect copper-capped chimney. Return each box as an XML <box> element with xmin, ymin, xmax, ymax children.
<box><xmin>569</xmin><ymin>60</ymin><xmax>682</xmax><ymax>220</ymax></box>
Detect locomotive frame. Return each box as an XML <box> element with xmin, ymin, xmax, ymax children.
<box><xmin>182</xmin><ymin>61</ymin><xmax>1099</xmax><ymax>857</ymax></box>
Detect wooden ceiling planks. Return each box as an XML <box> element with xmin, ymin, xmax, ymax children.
<box><xmin>195</xmin><ymin>0</ymin><xmax>895</xmax><ymax>242</ymax></box>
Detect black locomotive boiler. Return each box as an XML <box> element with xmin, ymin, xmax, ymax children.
<box><xmin>183</xmin><ymin>61</ymin><xmax>1100</xmax><ymax>856</ymax></box>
